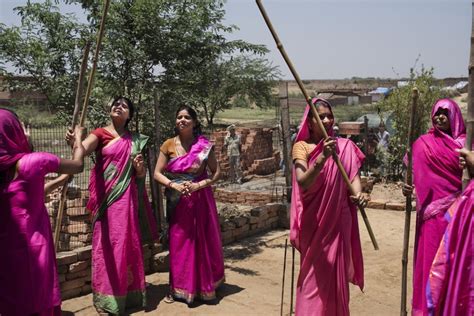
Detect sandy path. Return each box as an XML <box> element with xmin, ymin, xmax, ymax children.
<box><xmin>62</xmin><ymin>208</ymin><xmax>415</xmax><ymax>315</ymax></box>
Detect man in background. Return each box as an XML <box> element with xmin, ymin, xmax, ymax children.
<box><xmin>223</xmin><ymin>124</ymin><xmax>242</xmax><ymax>184</ymax></box>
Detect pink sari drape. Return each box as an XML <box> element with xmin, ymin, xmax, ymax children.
<box><xmin>88</xmin><ymin>132</ymin><xmax>157</xmax><ymax>314</ymax></box>
<box><xmin>290</xmin><ymin>102</ymin><xmax>365</xmax><ymax>316</ymax></box>
<box><xmin>411</xmin><ymin>99</ymin><xmax>465</xmax><ymax>315</ymax></box>
<box><xmin>0</xmin><ymin>153</ymin><xmax>61</xmax><ymax>316</ymax></box>
<box><xmin>165</xmin><ymin>135</ymin><xmax>224</xmax><ymax>304</ymax></box>
<box><xmin>0</xmin><ymin>109</ymin><xmax>60</xmax><ymax>316</ymax></box>
<box><xmin>426</xmin><ymin>180</ymin><xmax>473</xmax><ymax>316</ymax></box>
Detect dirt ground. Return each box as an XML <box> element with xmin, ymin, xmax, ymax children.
<box><xmin>61</xmin><ymin>206</ymin><xmax>415</xmax><ymax>316</ymax></box>
<box><xmin>370</xmin><ymin>181</ymin><xmax>406</xmax><ymax>203</ymax></box>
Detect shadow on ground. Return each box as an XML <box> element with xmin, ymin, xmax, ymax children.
<box><xmin>132</xmin><ymin>282</ymin><xmax>245</xmax><ymax>312</ymax></box>
<box><xmin>224</xmin><ymin>264</ymin><xmax>260</xmax><ymax>276</ymax></box>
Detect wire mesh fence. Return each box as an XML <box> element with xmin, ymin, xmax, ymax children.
<box><xmin>31</xmin><ymin>98</ymin><xmax>290</xmax><ymax>253</ymax></box>
<box><xmin>32</xmin><ymin>125</ymin><xmax>160</xmax><ymax>252</ymax></box>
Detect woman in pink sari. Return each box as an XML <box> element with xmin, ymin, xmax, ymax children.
<box><xmin>290</xmin><ymin>99</ymin><xmax>367</xmax><ymax>316</ymax></box>
<box><xmin>154</xmin><ymin>105</ymin><xmax>224</xmax><ymax>305</ymax></box>
<box><xmin>0</xmin><ymin>109</ymin><xmax>85</xmax><ymax>316</ymax></box>
<box><xmin>67</xmin><ymin>97</ymin><xmax>158</xmax><ymax>314</ymax></box>
<box><xmin>425</xmin><ymin>147</ymin><xmax>473</xmax><ymax>316</ymax></box>
<box><xmin>403</xmin><ymin>98</ymin><xmax>466</xmax><ymax>315</ymax></box>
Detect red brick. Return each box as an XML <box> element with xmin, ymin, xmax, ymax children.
<box><xmin>57</xmin><ymin>251</ymin><xmax>77</xmax><ymax>266</ymax></box>
<box><xmin>367</xmin><ymin>200</ymin><xmax>386</xmax><ymax>209</ymax></box>
<box><xmin>69</xmin><ymin>261</ymin><xmax>88</xmax><ymax>273</ymax></box>
<box><xmin>386</xmin><ymin>202</ymin><xmax>405</xmax><ymax>211</ymax></box>
<box><xmin>60</xmin><ymin>278</ymin><xmax>85</xmax><ymax>291</ymax></box>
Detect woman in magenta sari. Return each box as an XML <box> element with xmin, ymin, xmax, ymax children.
<box><xmin>425</xmin><ymin>147</ymin><xmax>473</xmax><ymax>315</ymax></box>
<box><xmin>67</xmin><ymin>96</ymin><xmax>158</xmax><ymax>314</ymax></box>
<box><xmin>0</xmin><ymin>109</ymin><xmax>85</xmax><ymax>316</ymax></box>
<box><xmin>154</xmin><ymin>105</ymin><xmax>224</xmax><ymax>305</ymax></box>
<box><xmin>290</xmin><ymin>99</ymin><xmax>367</xmax><ymax>316</ymax></box>
<box><xmin>403</xmin><ymin>98</ymin><xmax>466</xmax><ymax>315</ymax></box>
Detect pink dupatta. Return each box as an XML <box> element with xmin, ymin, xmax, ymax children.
<box><xmin>0</xmin><ymin>109</ymin><xmax>31</xmax><ymax>172</ymax></box>
<box><xmin>290</xmin><ymin>100</ymin><xmax>365</xmax><ymax>315</ymax></box>
<box><xmin>412</xmin><ymin>98</ymin><xmax>465</xmax><ymax>219</ymax></box>
<box><xmin>426</xmin><ymin>180</ymin><xmax>473</xmax><ymax>315</ymax></box>
<box><xmin>411</xmin><ymin>98</ymin><xmax>466</xmax><ymax>315</ymax></box>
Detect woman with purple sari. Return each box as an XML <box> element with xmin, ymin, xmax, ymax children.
<box><xmin>67</xmin><ymin>96</ymin><xmax>158</xmax><ymax>314</ymax></box>
<box><xmin>0</xmin><ymin>109</ymin><xmax>85</xmax><ymax>316</ymax></box>
<box><xmin>290</xmin><ymin>99</ymin><xmax>367</xmax><ymax>316</ymax></box>
<box><xmin>425</xmin><ymin>147</ymin><xmax>473</xmax><ymax>315</ymax></box>
<box><xmin>154</xmin><ymin>105</ymin><xmax>224</xmax><ymax>305</ymax></box>
<box><xmin>403</xmin><ymin>98</ymin><xmax>466</xmax><ymax>315</ymax></box>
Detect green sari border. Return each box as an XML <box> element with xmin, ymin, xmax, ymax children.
<box><xmin>92</xmin><ymin>133</ymin><xmax>149</xmax><ymax>224</ymax></box>
<box><xmin>171</xmin><ymin>276</ymin><xmax>225</xmax><ymax>304</ymax></box>
<box><xmin>93</xmin><ymin>289</ymin><xmax>146</xmax><ymax>314</ymax></box>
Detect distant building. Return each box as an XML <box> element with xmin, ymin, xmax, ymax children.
<box><xmin>316</xmin><ymin>89</ymin><xmax>368</xmax><ymax>106</ymax></box>
<box><xmin>368</xmin><ymin>87</ymin><xmax>392</xmax><ymax>102</ymax></box>
<box><xmin>0</xmin><ymin>76</ymin><xmax>48</xmax><ymax>107</ymax></box>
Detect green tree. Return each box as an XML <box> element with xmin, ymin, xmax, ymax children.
<box><xmin>1</xmin><ymin>0</ymin><xmax>279</xmax><ymax>141</ymax></box>
<box><xmin>0</xmin><ymin>0</ymin><xmax>88</xmax><ymax>114</ymax></box>
<box><xmin>187</xmin><ymin>55</ymin><xmax>279</xmax><ymax>126</ymax></box>
<box><xmin>379</xmin><ymin>66</ymin><xmax>443</xmax><ymax>177</ymax></box>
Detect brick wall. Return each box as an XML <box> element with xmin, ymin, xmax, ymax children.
<box><xmin>211</xmin><ymin>127</ymin><xmax>280</xmax><ymax>179</ymax></box>
<box><xmin>214</xmin><ymin>188</ymin><xmax>278</xmax><ymax>206</ymax></box>
<box><xmin>55</xmin><ymin>203</ymin><xmax>289</xmax><ymax>300</ymax></box>
<box><xmin>46</xmin><ymin>186</ymin><xmax>92</xmax><ymax>252</ymax></box>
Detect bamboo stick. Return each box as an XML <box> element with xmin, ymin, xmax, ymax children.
<box><xmin>79</xmin><ymin>0</ymin><xmax>111</xmax><ymax>127</ymax></box>
<box><xmin>53</xmin><ymin>42</ymin><xmax>91</xmax><ymax>250</ymax></box>
<box><xmin>54</xmin><ymin>0</ymin><xmax>111</xmax><ymax>251</ymax></box>
<box><xmin>256</xmin><ymin>0</ymin><xmax>378</xmax><ymax>250</ymax></box>
<box><xmin>462</xmin><ymin>1</ymin><xmax>474</xmax><ymax>190</ymax></box>
<box><xmin>400</xmin><ymin>87</ymin><xmax>418</xmax><ymax>316</ymax></box>
<box><xmin>290</xmin><ymin>246</ymin><xmax>295</xmax><ymax>315</ymax></box>
<box><xmin>280</xmin><ymin>238</ymin><xmax>288</xmax><ymax>316</ymax></box>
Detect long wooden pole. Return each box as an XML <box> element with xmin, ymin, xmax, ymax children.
<box><xmin>153</xmin><ymin>89</ymin><xmax>165</xmax><ymax>225</ymax></box>
<box><xmin>53</xmin><ymin>42</ymin><xmax>91</xmax><ymax>250</ymax></box>
<box><xmin>71</xmin><ymin>42</ymin><xmax>91</xmax><ymax>128</ymax></box>
<box><xmin>280</xmin><ymin>81</ymin><xmax>292</xmax><ymax>202</ymax></box>
<box><xmin>79</xmin><ymin>0</ymin><xmax>111</xmax><ymax>127</ymax></box>
<box><xmin>400</xmin><ymin>87</ymin><xmax>418</xmax><ymax>316</ymax></box>
<box><xmin>462</xmin><ymin>0</ymin><xmax>474</xmax><ymax>190</ymax></box>
<box><xmin>256</xmin><ymin>0</ymin><xmax>378</xmax><ymax>250</ymax></box>
<box><xmin>290</xmin><ymin>246</ymin><xmax>295</xmax><ymax>315</ymax></box>
<box><xmin>54</xmin><ymin>0</ymin><xmax>111</xmax><ymax>251</ymax></box>
<box><xmin>280</xmin><ymin>239</ymin><xmax>288</xmax><ymax>316</ymax></box>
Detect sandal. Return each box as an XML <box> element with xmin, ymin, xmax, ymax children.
<box><xmin>164</xmin><ymin>294</ymin><xmax>175</xmax><ymax>304</ymax></box>
<box><xmin>95</xmin><ymin>307</ymin><xmax>109</xmax><ymax>316</ymax></box>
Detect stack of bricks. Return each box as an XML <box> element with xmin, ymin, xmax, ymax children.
<box><xmin>56</xmin><ymin>246</ymin><xmax>92</xmax><ymax>300</ymax></box>
<box><xmin>246</xmin><ymin>151</ymin><xmax>281</xmax><ymax>175</ymax></box>
<box><xmin>210</xmin><ymin>127</ymin><xmax>281</xmax><ymax>179</ymax></box>
<box><xmin>210</xmin><ymin>130</ymin><xmax>230</xmax><ymax>176</ymax></box>
<box><xmin>219</xmin><ymin>203</ymin><xmax>288</xmax><ymax>245</ymax></box>
<box><xmin>45</xmin><ymin>183</ymin><xmax>92</xmax><ymax>252</ymax></box>
<box><xmin>213</xmin><ymin>188</ymin><xmax>276</xmax><ymax>206</ymax></box>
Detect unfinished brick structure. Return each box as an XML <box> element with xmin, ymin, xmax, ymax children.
<box><xmin>211</xmin><ymin>127</ymin><xmax>281</xmax><ymax>179</ymax></box>
<box><xmin>46</xmin><ymin>183</ymin><xmax>91</xmax><ymax>252</ymax></box>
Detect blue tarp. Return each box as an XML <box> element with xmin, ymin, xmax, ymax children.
<box><xmin>368</xmin><ymin>87</ymin><xmax>392</xmax><ymax>95</ymax></box>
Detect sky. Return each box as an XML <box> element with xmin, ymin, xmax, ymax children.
<box><xmin>1</xmin><ymin>0</ymin><xmax>472</xmax><ymax>79</ymax></box>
